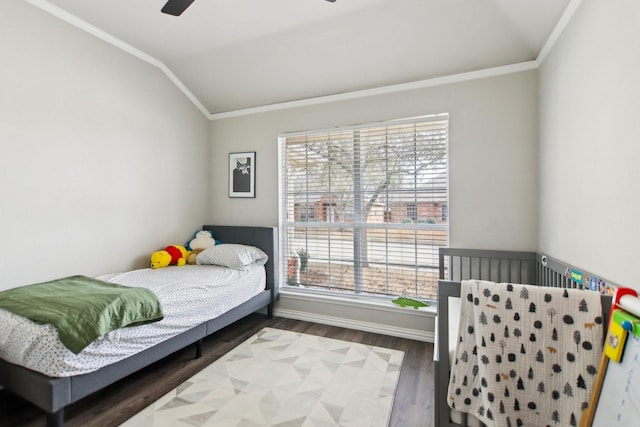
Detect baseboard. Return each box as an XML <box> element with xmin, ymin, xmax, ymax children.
<box><xmin>274</xmin><ymin>307</ymin><xmax>435</xmax><ymax>343</ymax></box>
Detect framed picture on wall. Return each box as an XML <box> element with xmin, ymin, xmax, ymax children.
<box><xmin>229</xmin><ymin>151</ymin><xmax>256</xmax><ymax>198</ymax></box>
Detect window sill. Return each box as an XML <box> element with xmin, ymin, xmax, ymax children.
<box><xmin>279</xmin><ymin>287</ymin><xmax>437</xmax><ymax>317</ymax></box>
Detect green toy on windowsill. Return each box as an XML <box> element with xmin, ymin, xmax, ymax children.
<box><xmin>392</xmin><ymin>296</ymin><xmax>430</xmax><ymax>309</ymax></box>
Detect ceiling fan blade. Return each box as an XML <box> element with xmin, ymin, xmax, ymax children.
<box><xmin>162</xmin><ymin>0</ymin><xmax>332</xmax><ymax>17</ymax></box>
<box><xmin>161</xmin><ymin>0</ymin><xmax>196</xmax><ymax>16</ymax></box>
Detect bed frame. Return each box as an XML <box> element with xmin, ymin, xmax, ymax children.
<box><xmin>0</xmin><ymin>225</ymin><xmax>279</xmax><ymax>427</ymax></box>
<box><xmin>434</xmin><ymin>248</ymin><xmax>613</xmax><ymax>427</ymax></box>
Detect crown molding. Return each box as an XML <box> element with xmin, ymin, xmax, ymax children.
<box><xmin>24</xmin><ymin>0</ymin><xmax>210</xmax><ymax>118</ymax></box>
<box><xmin>26</xmin><ymin>0</ymin><xmax>583</xmax><ymax>121</ymax></box>
<box><xmin>536</xmin><ymin>0</ymin><xmax>583</xmax><ymax>63</ymax></box>
<box><xmin>208</xmin><ymin>61</ymin><xmax>539</xmax><ymax>120</ymax></box>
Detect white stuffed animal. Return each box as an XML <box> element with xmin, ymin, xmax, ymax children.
<box><xmin>188</xmin><ymin>230</ymin><xmax>216</xmax><ymax>250</ymax></box>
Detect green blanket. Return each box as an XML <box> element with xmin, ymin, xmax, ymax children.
<box><xmin>0</xmin><ymin>275</ymin><xmax>163</xmax><ymax>354</ymax></box>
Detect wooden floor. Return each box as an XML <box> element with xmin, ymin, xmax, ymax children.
<box><xmin>0</xmin><ymin>314</ymin><xmax>434</xmax><ymax>426</ymax></box>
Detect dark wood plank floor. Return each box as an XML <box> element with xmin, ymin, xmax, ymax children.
<box><xmin>0</xmin><ymin>314</ymin><xmax>434</xmax><ymax>426</ymax></box>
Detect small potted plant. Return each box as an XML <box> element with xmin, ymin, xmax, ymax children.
<box><xmin>296</xmin><ymin>248</ymin><xmax>309</xmax><ymax>272</ymax></box>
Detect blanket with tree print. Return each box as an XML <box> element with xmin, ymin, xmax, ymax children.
<box><xmin>447</xmin><ymin>280</ymin><xmax>603</xmax><ymax>427</ymax></box>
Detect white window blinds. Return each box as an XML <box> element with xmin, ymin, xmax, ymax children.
<box><xmin>278</xmin><ymin>114</ymin><xmax>448</xmax><ymax>299</ymax></box>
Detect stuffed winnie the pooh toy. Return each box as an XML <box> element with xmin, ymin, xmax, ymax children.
<box><xmin>151</xmin><ymin>245</ymin><xmax>189</xmax><ymax>269</ymax></box>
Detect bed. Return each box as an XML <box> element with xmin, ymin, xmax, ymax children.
<box><xmin>0</xmin><ymin>225</ymin><xmax>279</xmax><ymax>427</ymax></box>
<box><xmin>434</xmin><ymin>248</ymin><xmax>613</xmax><ymax>427</ymax></box>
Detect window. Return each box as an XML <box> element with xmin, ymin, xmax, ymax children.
<box><xmin>406</xmin><ymin>203</ymin><xmax>418</xmax><ymax>222</ymax></box>
<box><xmin>441</xmin><ymin>203</ymin><xmax>448</xmax><ymax>223</ymax></box>
<box><xmin>278</xmin><ymin>114</ymin><xmax>448</xmax><ymax>299</ymax></box>
<box><xmin>296</xmin><ymin>203</ymin><xmax>315</xmax><ymax>221</ymax></box>
<box><xmin>323</xmin><ymin>203</ymin><xmax>336</xmax><ymax>222</ymax></box>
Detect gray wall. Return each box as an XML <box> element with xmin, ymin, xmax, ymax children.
<box><xmin>0</xmin><ymin>1</ymin><xmax>211</xmax><ymax>290</ymax></box>
<box><xmin>538</xmin><ymin>0</ymin><xmax>640</xmax><ymax>289</ymax></box>
<box><xmin>210</xmin><ymin>70</ymin><xmax>538</xmax><ymax>337</ymax></box>
<box><xmin>2</xmin><ymin>0</ymin><xmax>634</xmax><ymax>340</ymax></box>
<box><xmin>8</xmin><ymin>0</ymin><xmax>628</xmax><ymax>339</ymax></box>
<box><xmin>210</xmin><ymin>71</ymin><xmax>540</xmax><ymax>252</ymax></box>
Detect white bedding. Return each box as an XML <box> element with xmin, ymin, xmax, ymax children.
<box><xmin>0</xmin><ymin>264</ymin><xmax>265</xmax><ymax>377</ymax></box>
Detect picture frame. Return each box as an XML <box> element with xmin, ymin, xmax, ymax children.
<box><xmin>229</xmin><ymin>151</ymin><xmax>256</xmax><ymax>198</ymax></box>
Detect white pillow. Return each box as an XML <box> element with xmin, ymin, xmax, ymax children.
<box><xmin>196</xmin><ymin>244</ymin><xmax>268</xmax><ymax>269</ymax></box>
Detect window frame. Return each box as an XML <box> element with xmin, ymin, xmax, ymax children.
<box><xmin>278</xmin><ymin>114</ymin><xmax>449</xmax><ymax>300</ymax></box>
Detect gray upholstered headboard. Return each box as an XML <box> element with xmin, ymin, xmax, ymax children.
<box><xmin>202</xmin><ymin>225</ymin><xmax>279</xmax><ymax>300</ymax></box>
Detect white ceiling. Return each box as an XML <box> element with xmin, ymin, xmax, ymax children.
<box><xmin>39</xmin><ymin>0</ymin><xmax>571</xmax><ymax>115</ymax></box>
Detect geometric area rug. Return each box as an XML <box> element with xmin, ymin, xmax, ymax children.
<box><xmin>120</xmin><ymin>327</ymin><xmax>405</xmax><ymax>427</ymax></box>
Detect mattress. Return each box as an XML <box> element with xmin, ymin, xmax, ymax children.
<box><xmin>0</xmin><ymin>264</ymin><xmax>265</xmax><ymax>377</ymax></box>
